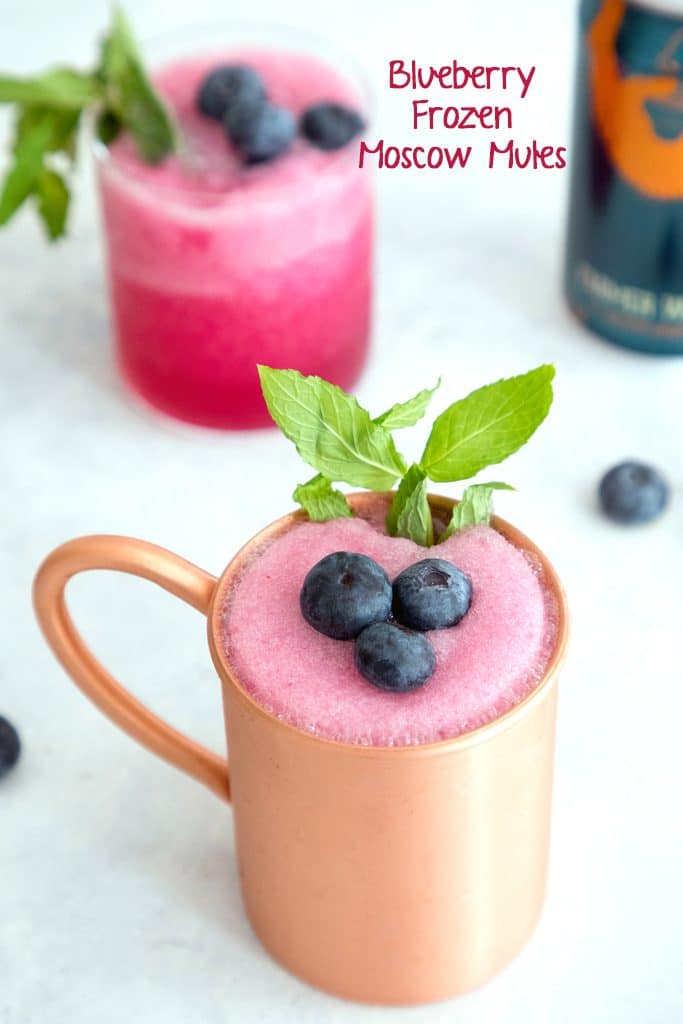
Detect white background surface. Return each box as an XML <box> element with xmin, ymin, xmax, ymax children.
<box><xmin>2</xmin><ymin>0</ymin><xmax>683</xmax><ymax>1021</ymax></box>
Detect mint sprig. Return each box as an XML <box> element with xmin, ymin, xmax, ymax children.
<box><xmin>287</xmin><ymin>381</ymin><xmax>440</xmax><ymax>520</ymax></box>
<box><xmin>0</xmin><ymin>5</ymin><xmax>178</xmax><ymax>240</ymax></box>
<box><xmin>0</xmin><ymin>108</ymin><xmax>79</xmax><ymax>235</ymax></box>
<box><xmin>258</xmin><ymin>366</ymin><xmax>407</xmax><ymax>490</ymax></box>
<box><xmin>373</xmin><ymin>379</ymin><xmax>441</xmax><ymax>430</ymax></box>
<box><xmin>439</xmin><ymin>482</ymin><xmax>515</xmax><ymax>541</ymax></box>
<box><xmin>386</xmin><ymin>464</ymin><xmax>433</xmax><ymax>547</ymax></box>
<box><xmin>0</xmin><ymin>69</ymin><xmax>102</xmax><ymax>109</ymax></box>
<box><xmin>293</xmin><ymin>475</ymin><xmax>353</xmax><ymax>522</ymax></box>
<box><xmin>97</xmin><ymin>6</ymin><xmax>178</xmax><ymax>164</ymax></box>
<box><xmin>259</xmin><ymin>364</ymin><xmax>554</xmax><ymax>545</ymax></box>
<box><xmin>421</xmin><ymin>365</ymin><xmax>555</xmax><ymax>481</ymax></box>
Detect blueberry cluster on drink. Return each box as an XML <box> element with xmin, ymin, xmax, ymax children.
<box><xmin>300</xmin><ymin>551</ymin><xmax>472</xmax><ymax>692</ymax></box>
<box><xmin>197</xmin><ymin>63</ymin><xmax>365</xmax><ymax>163</ymax></box>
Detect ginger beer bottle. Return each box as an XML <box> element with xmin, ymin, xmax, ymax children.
<box><xmin>565</xmin><ymin>0</ymin><xmax>683</xmax><ymax>353</ymax></box>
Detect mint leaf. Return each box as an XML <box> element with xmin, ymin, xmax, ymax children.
<box><xmin>0</xmin><ymin>107</ymin><xmax>79</xmax><ymax>238</ymax></box>
<box><xmin>99</xmin><ymin>5</ymin><xmax>177</xmax><ymax>164</ymax></box>
<box><xmin>441</xmin><ymin>486</ymin><xmax>492</xmax><ymax>536</ymax></box>
<box><xmin>374</xmin><ymin>379</ymin><xmax>441</xmax><ymax>431</ymax></box>
<box><xmin>473</xmin><ymin>481</ymin><xmax>516</xmax><ymax>491</ymax></box>
<box><xmin>293</xmin><ymin>475</ymin><xmax>352</xmax><ymax>521</ymax></box>
<box><xmin>258</xmin><ymin>366</ymin><xmax>407</xmax><ymax>490</ymax></box>
<box><xmin>0</xmin><ymin>69</ymin><xmax>102</xmax><ymax>109</ymax></box>
<box><xmin>387</xmin><ymin>465</ymin><xmax>433</xmax><ymax>546</ymax></box>
<box><xmin>95</xmin><ymin>109</ymin><xmax>123</xmax><ymax>146</ymax></box>
<box><xmin>35</xmin><ymin>169</ymin><xmax>69</xmax><ymax>239</ymax></box>
<box><xmin>0</xmin><ymin>6</ymin><xmax>180</xmax><ymax>240</ymax></box>
<box><xmin>0</xmin><ymin>114</ymin><xmax>54</xmax><ymax>226</ymax></box>
<box><xmin>16</xmin><ymin>106</ymin><xmax>80</xmax><ymax>154</ymax></box>
<box><xmin>439</xmin><ymin>481</ymin><xmax>514</xmax><ymax>540</ymax></box>
<box><xmin>421</xmin><ymin>365</ymin><xmax>555</xmax><ymax>483</ymax></box>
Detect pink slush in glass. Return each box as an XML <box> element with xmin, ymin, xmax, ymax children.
<box><xmin>221</xmin><ymin>494</ymin><xmax>560</xmax><ymax>747</ymax></box>
<box><xmin>95</xmin><ymin>35</ymin><xmax>372</xmax><ymax>429</ymax></box>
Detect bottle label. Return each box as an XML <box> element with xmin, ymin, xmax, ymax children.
<box><xmin>587</xmin><ymin>0</ymin><xmax>683</xmax><ymax>199</ymax></box>
<box><xmin>573</xmin><ymin>261</ymin><xmax>683</xmax><ymax>337</ymax></box>
<box><xmin>566</xmin><ymin>1</ymin><xmax>683</xmax><ymax>350</ymax></box>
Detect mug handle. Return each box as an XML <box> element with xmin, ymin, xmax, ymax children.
<box><xmin>33</xmin><ymin>535</ymin><xmax>230</xmax><ymax>803</ymax></box>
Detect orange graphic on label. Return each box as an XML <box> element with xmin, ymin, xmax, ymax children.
<box><xmin>589</xmin><ymin>0</ymin><xmax>683</xmax><ymax>199</ymax></box>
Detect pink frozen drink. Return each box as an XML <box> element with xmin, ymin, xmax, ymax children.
<box><xmin>97</xmin><ymin>47</ymin><xmax>372</xmax><ymax>428</ymax></box>
<box><xmin>221</xmin><ymin>496</ymin><xmax>559</xmax><ymax>747</ymax></box>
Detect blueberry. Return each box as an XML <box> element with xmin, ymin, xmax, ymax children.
<box><xmin>354</xmin><ymin>622</ymin><xmax>436</xmax><ymax>692</ymax></box>
<box><xmin>224</xmin><ymin>99</ymin><xmax>296</xmax><ymax>163</ymax></box>
<box><xmin>392</xmin><ymin>559</ymin><xmax>472</xmax><ymax>632</ymax></box>
<box><xmin>300</xmin><ymin>102</ymin><xmax>365</xmax><ymax>151</ymax></box>
<box><xmin>598</xmin><ymin>461</ymin><xmax>669</xmax><ymax>524</ymax></box>
<box><xmin>300</xmin><ymin>552</ymin><xmax>392</xmax><ymax>640</ymax></box>
<box><xmin>0</xmin><ymin>716</ymin><xmax>20</xmax><ymax>778</ymax></box>
<box><xmin>196</xmin><ymin>65</ymin><xmax>266</xmax><ymax>120</ymax></box>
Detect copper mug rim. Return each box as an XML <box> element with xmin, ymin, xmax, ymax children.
<box><xmin>207</xmin><ymin>490</ymin><xmax>569</xmax><ymax>759</ymax></box>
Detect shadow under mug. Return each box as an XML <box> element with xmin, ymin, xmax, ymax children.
<box><xmin>32</xmin><ymin>493</ymin><xmax>568</xmax><ymax>1006</ymax></box>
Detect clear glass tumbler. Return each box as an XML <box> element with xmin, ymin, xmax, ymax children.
<box><xmin>94</xmin><ymin>26</ymin><xmax>373</xmax><ymax>428</ymax></box>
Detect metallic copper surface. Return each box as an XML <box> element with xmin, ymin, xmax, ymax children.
<box><xmin>33</xmin><ymin>493</ymin><xmax>568</xmax><ymax>1005</ymax></box>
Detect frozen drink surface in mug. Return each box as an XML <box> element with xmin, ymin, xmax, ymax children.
<box><xmin>221</xmin><ymin>496</ymin><xmax>559</xmax><ymax>747</ymax></box>
<box><xmin>98</xmin><ymin>49</ymin><xmax>372</xmax><ymax>428</ymax></box>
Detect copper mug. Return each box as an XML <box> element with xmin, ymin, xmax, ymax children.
<box><xmin>33</xmin><ymin>493</ymin><xmax>568</xmax><ymax>1006</ymax></box>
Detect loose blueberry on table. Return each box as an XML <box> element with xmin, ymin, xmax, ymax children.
<box><xmin>0</xmin><ymin>716</ymin><xmax>21</xmax><ymax>778</ymax></box>
<box><xmin>598</xmin><ymin>461</ymin><xmax>669</xmax><ymax>525</ymax></box>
